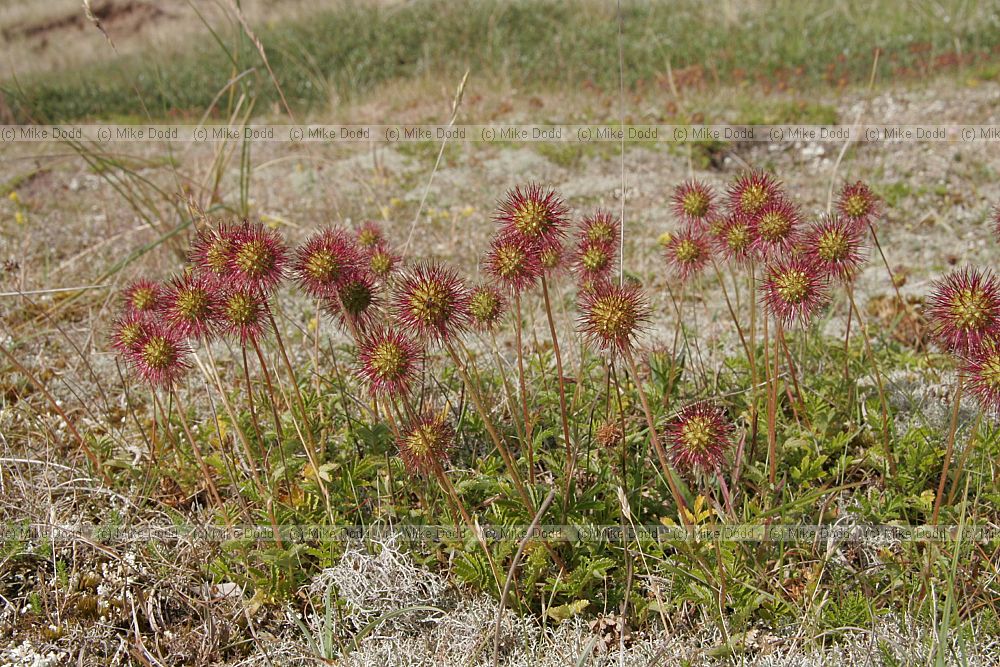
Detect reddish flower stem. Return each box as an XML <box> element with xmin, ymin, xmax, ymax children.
<box><xmin>512</xmin><ymin>293</ymin><xmax>535</xmax><ymax>485</ymax></box>
<box><xmin>621</xmin><ymin>347</ymin><xmax>690</xmax><ymax>521</ymax></box>
<box><xmin>541</xmin><ymin>276</ymin><xmax>575</xmax><ymax>518</ymax></box>
<box><xmin>847</xmin><ymin>285</ymin><xmax>896</xmax><ymax>479</ymax></box>
<box><xmin>443</xmin><ymin>341</ymin><xmax>530</xmax><ymax>507</ymax></box>
<box><xmin>169</xmin><ymin>389</ymin><xmax>225</xmax><ymax>510</ymax></box>
<box><xmin>946</xmin><ymin>411</ymin><xmax>982</xmax><ymax>506</ymax></box>
<box><xmin>931</xmin><ymin>373</ymin><xmax>964</xmax><ymax>524</ymax></box>
<box><xmin>204</xmin><ymin>350</ymin><xmax>268</xmax><ymax>498</ymax></box>
<box><xmin>240</xmin><ymin>345</ymin><xmax>266</xmax><ymax>448</ymax></box>
<box><xmin>266</xmin><ymin>311</ymin><xmax>333</xmax><ymax>515</ymax></box>
<box><xmin>869</xmin><ymin>223</ymin><xmax>905</xmax><ymax>307</ymax></box>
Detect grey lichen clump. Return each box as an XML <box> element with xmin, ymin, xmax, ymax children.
<box><xmin>298</xmin><ymin>542</ymin><xmax>1000</xmax><ymax>667</ymax></box>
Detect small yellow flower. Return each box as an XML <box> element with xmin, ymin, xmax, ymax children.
<box><xmin>8</xmin><ymin>191</ymin><xmax>20</xmax><ymax>203</ymax></box>
<box><xmin>462</xmin><ymin>205</ymin><xmax>475</xmax><ymax>217</ymax></box>
<box><xmin>14</xmin><ymin>210</ymin><xmax>25</xmax><ymax>225</ymax></box>
<box><xmin>390</xmin><ymin>197</ymin><xmax>403</xmax><ymax>208</ymax></box>
<box><xmin>380</xmin><ymin>205</ymin><xmax>390</xmax><ymax>219</ymax></box>
<box><xmin>657</xmin><ymin>231</ymin><xmax>673</xmax><ymax>248</ymax></box>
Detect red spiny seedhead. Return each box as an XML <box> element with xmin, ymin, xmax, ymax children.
<box><xmin>111</xmin><ymin>311</ymin><xmax>153</xmax><ymax>360</ymax></box>
<box><xmin>760</xmin><ymin>257</ymin><xmax>830</xmax><ymax>327</ymax></box>
<box><xmin>190</xmin><ymin>221</ymin><xmax>238</xmax><ymax>282</ymax></box>
<box><xmin>130</xmin><ymin>322</ymin><xmax>190</xmax><ymax>388</ymax></box>
<box><xmin>159</xmin><ymin>272</ymin><xmax>220</xmax><ymax>340</ymax></box>
<box><xmin>227</xmin><ymin>220</ymin><xmax>287</xmax><ymax>295</ymax></box>
<box><xmin>579</xmin><ymin>209</ymin><xmax>621</xmax><ymax>246</ymax></box>
<box><xmin>705</xmin><ymin>215</ymin><xmax>728</xmax><ymax>239</ymax></box>
<box><xmin>325</xmin><ymin>269</ymin><xmax>380</xmax><ymax>333</ymax></box>
<box><xmin>802</xmin><ymin>214</ymin><xmax>868</xmax><ymax>282</ymax></box>
<box><xmin>393</xmin><ymin>262</ymin><xmax>470</xmax><ymax>343</ymax></box>
<box><xmin>398</xmin><ymin>411</ymin><xmax>454</xmax><ymax>476</ymax></box>
<box><xmin>495</xmin><ymin>183</ymin><xmax>570</xmax><ymax>249</ymax></box>
<box><xmin>927</xmin><ymin>267</ymin><xmax>1000</xmax><ymax>356</ymax></box>
<box><xmin>667</xmin><ymin>402</ymin><xmax>735</xmax><ymax>473</ymax></box>
<box><xmin>574</xmin><ymin>210</ymin><xmax>620</xmax><ymax>283</ymax></box>
<box><xmin>220</xmin><ymin>288</ymin><xmax>271</xmax><ymax>344</ymax></box>
<box><xmin>367</xmin><ymin>243</ymin><xmax>401</xmax><ymax>279</ymax></box>
<box><xmin>469</xmin><ymin>285</ymin><xmax>507</xmax><ymax>331</ymax></box>
<box><xmin>728</xmin><ymin>169</ymin><xmax>782</xmax><ymax>217</ymax></box>
<box><xmin>357</xmin><ymin>327</ymin><xmax>423</xmax><ymax>398</ymax></box>
<box><xmin>574</xmin><ymin>239</ymin><xmax>617</xmax><ymax>284</ymax></box>
<box><xmin>671</xmin><ymin>179</ymin><xmax>717</xmax><ymax>225</ymax></box>
<box><xmin>964</xmin><ymin>342</ymin><xmax>1000</xmax><ymax>415</ymax></box>
<box><xmin>356</xmin><ymin>220</ymin><xmax>386</xmax><ymax>250</ymax></box>
<box><xmin>293</xmin><ymin>228</ymin><xmax>362</xmax><ymax>298</ymax></box>
<box><xmin>750</xmin><ymin>199</ymin><xmax>802</xmax><ymax>259</ymax></box>
<box><xmin>485</xmin><ymin>232</ymin><xmax>542</xmax><ymax>294</ymax></box>
<box><xmin>122</xmin><ymin>279</ymin><xmax>164</xmax><ymax>317</ymax></box>
<box><xmin>664</xmin><ymin>225</ymin><xmax>712</xmax><ymax>282</ymax></box>
<box><xmin>714</xmin><ymin>213</ymin><xmax>756</xmax><ymax>265</ymax></box>
<box><xmin>836</xmin><ymin>180</ymin><xmax>882</xmax><ymax>230</ymax></box>
<box><xmin>578</xmin><ymin>280</ymin><xmax>650</xmax><ymax>354</ymax></box>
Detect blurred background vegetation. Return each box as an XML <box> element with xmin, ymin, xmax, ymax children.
<box><xmin>1</xmin><ymin>0</ymin><xmax>999</xmax><ymax>123</ymax></box>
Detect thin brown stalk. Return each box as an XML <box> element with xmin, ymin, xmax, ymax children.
<box><xmin>711</xmin><ymin>260</ymin><xmax>752</xmax><ymax>365</ymax></box>
<box><xmin>541</xmin><ymin>276</ymin><xmax>575</xmax><ymax>518</ymax></box>
<box><xmin>432</xmin><ymin>464</ymin><xmax>501</xmax><ymax>588</ymax></box>
<box><xmin>170</xmin><ymin>389</ymin><xmax>227</xmax><ymax>513</ymax></box>
<box><xmin>266</xmin><ymin>311</ymin><xmax>331</xmax><ymax>505</ymax></box>
<box><xmin>746</xmin><ymin>264</ymin><xmax>760</xmax><ymax>466</ymax></box>
<box><xmin>843</xmin><ymin>291</ymin><xmax>854</xmax><ymax>383</ymax></box>
<box><xmin>399</xmin><ymin>390</ymin><xmax>419</xmax><ymax>423</ymax></box>
<box><xmin>379</xmin><ymin>396</ymin><xmax>402</xmax><ymax>439</ymax></box>
<box><xmin>240</xmin><ymin>345</ymin><xmax>266</xmax><ymax>449</ymax></box>
<box><xmin>250</xmin><ymin>341</ymin><xmax>286</xmax><ymax>441</ymax></box>
<box><xmin>492</xmin><ymin>487</ymin><xmax>557</xmax><ymax>666</ymax></box>
<box><xmin>249</xmin><ymin>339</ymin><xmax>295</xmax><ymax>492</ymax></box>
<box><xmin>608</xmin><ymin>357</ymin><xmax>632</xmax><ymax>507</ymax></box>
<box><xmin>869</xmin><ymin>223</ymin><xmax>905</xmax><ymax>307</ymax></box>
<box><xmin>931</xmin><ymin>373</ymin><xmax>965</xmax><ymax>524</ymax></box>
<box><xmin>764</xmin><ymin>315</ymin><xmax>778</xmax><ymax>487</ymax></box>
<box><xmin>512</xmin><ymin>293</ymin><xmax>535</xmax><ymax>485</ymax></box>
<box><xmin>489</xmin><ymin>331</ymin><xmax>526</xmax><ymax>442</ymax></box>
<box><xmin>204</xmin><ymin>351</ymin><xmax>268</xmax><ymax>498</ymax></box>
<box><xmin>150</xmin><ymin>388</ymin><xmax>159</xmax><ymax>466</ymax></box>
<box><xmin>312</xmin><ymin>299</ymin><xmax>324</xmax><ymax>422</ymax></box>
<box><xmin>946</xmin><ymin>411</ymin><xmax>983</xmax><ymax>506</ymax></box>
<box><xmin>443</xmin><ymin>341</ymin><xmax>529</xmax><ymax>507</ymax></box>
<box><xmin>442</xmin><ymin>342</ymin><xmax>567</xmax><ymax>569</ymax></box>
<box><xmin>621</xmin><ymin>347</ymin><xmax>689</xmax><ymax>519</ymax></box>
<box><xmin>847</xmin><ymin>285</ymin><xmax>897</xmax><ymax>478</ymax></box>
<box><xmin>150</xmin><ymin>390</ymin><xmax>182</xmax><ymax>467</ymax></box>
<box><xmin>664</xmin><ymin>288</ymin><xmax>685</xmax><ymax>403</ymax></box>
<box><xmin>775</xmin><ymin>323</ymin><xmax>805</xmax><ymax>427</ymax></box>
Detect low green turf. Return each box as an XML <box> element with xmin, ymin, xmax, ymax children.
<box><xmin>49</xmin><ymin>313</ymin><xmax>996</xmax><ymax>647</ymax></box>
<box><xmin>3</xmin><ymin>0</ymin><xmax>1000</xmax><ymax>122</ymax></box>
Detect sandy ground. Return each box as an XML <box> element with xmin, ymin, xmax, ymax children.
<box><xmin>1</xmin><ymin>77</ymin><xmax>1000</xmax><ymax>664</ymax></box>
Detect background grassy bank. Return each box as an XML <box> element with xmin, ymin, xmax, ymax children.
<box><xmin>2</xmin><ymin>0</ymin><xmax>1000</xmax><ymax>123</ymax></box>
